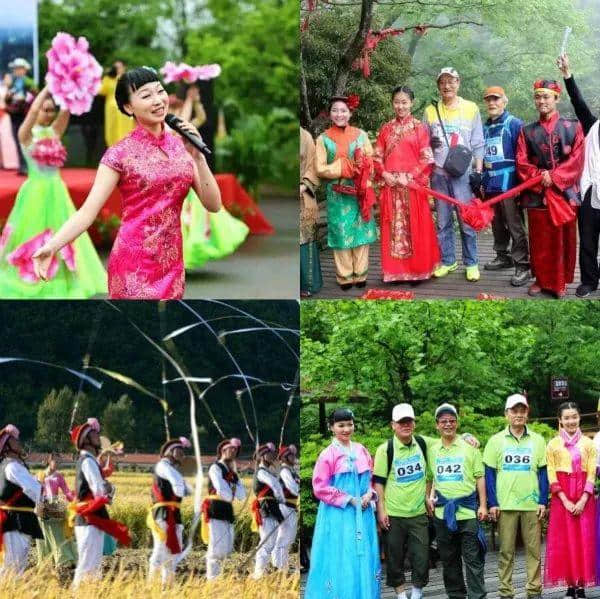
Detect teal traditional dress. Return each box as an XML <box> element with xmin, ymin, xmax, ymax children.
<box><xmin>181</xmin><ymin>189</ymin><xmax>249</xmax><ymax>269</ymax></box>
<box><xmin>0</xmin><ymin>125</ymin><xmax>107</xmax><ymax>298</ymax></box>
<box><xmin>316</xmin><ymin>125</ymin><xmax>377</xmax><ymax>285</ymax></box>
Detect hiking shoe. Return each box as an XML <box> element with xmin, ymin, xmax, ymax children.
<box><xmin>433</xmin><ymin>262</ymin><xmax>458</xmax><ymax>278</ymax></box>
<box><xmin>465</xmin><ymin>265</ymin><xmax>480</xmax><ymax>281</ymax></box>
<box><xmin>510</xmin><ymin>267</ymin><xmax>531</xmax><ymax>287</ymax></box>
<box><xmin>565</xmin><ymin>587</ymin><xmax>575</xmax><ymax>598</ymax></box>
<box><xmin>484</xmin><ymin>255</ymin><xmax>513</xmax><ymax>270</ymax></box>
<box><xmin>576</xmin><ymin>588</ymin><xmax>586</xmax><ymax>598</ymax></box>
<box><xmin>528</xmin><ymin>283</ymin><xmax>542</xmax><ymax>297</ymax></box>
<box><xmin>576</xmin><ymin>284</ymin><xmax>596</xmax><ymax>298</ymax></box>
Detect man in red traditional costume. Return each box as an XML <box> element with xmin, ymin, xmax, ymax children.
<box><xmin>70</xmin><ymin>417</ymin><xmax>130</xmax><ymax>588</ymax></box>
<box><xmin>516</xmin><ymin>79</ymin><xmax>585</xmax><ymax>298</ymax></box>
<box><xmin>0</xmin><ymin>424</ymin><xmax>43</xmax><ymax>577</ymax></box>
<box><xmin>203</xmin><ymin>437</ymin><xmax>246</xmax><ymax>579</ymax></box>
<box><xmin>148</xmin><ymin>436</ymin><xmax>193</xmax><ymax>585</ymax></box>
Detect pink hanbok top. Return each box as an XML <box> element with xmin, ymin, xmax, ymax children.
<box><xmin>100</xmin><ymin>124</ymin><xmax>195</xmax><ymax>299</ymax></box>
<box><xmin>42</xmin><ymin>471</ymin><xmax>75</xmax><ymax>501</ymax></box>
<box><xmin>312</xmin><ymin>441</ymin><xmax>374</xmax><ymax>508</ymax></box>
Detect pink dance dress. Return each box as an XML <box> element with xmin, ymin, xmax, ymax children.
<box><xmin>100</xmin><ymin>124</ymin><xmax>195</xmax><ymax>299</ymax></box>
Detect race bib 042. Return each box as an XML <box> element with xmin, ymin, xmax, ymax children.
<box><xmin>435</xmin><ymin>456</ymin><xmax>464</xmax><ymax>482</ymax></box>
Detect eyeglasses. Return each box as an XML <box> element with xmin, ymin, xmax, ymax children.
<box><xmin>438</xmin><ymin>420</ymin><xmax>457</xmax><ymax>426</ymax></box>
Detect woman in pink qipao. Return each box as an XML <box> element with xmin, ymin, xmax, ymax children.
<box><xmin>305</xmin><ymin>408</ymin><xmax>381</xmax><ymax>599</ymax></box>
<box><xmin>32</xmin><ymin>67</ymin><xmax>221</xmax><ymax>299</ymax></box>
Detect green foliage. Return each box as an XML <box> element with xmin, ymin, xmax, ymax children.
<box><xmin>102</xmin><ymin>395</ymin><xmax>135</xmax><ymax>446</ymax></box>
<box><xmin>215</xmin><ymin>107</ymin><xmax>297</xmax><ymax>195</ymax></box>
<box><xmin>300</xmin><ymin>300</ymin><xmax>600</xmax><ymax>535</ymax></box>
<box><xmin>35</xmin><ymin>387</ymin><xmax>91</xmax><ymax>452</ymax></box>
<box><xmin>302</xmin><ymin>7</ymin><xmax>411</xmax><ymax>133</ymax></box>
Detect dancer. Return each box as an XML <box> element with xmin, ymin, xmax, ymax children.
<box><xmin>148</xmin><ymin>436</ymin><xmax>193</xmax><ymax>585</ymax></box>
<box><xmin>545</xmin><ymin>402</ymin><xmax>596</xmax><ymax>597</ymax></box>
<box><xmin>97</xmin><ymin>60</ymin><xmax>135</xmax><ymax>147</ymax></box>
<box><xmin>272</xmin><ymin>444</ymin><xmax>299</xmax><ymax>571</ymax></box>
<box><xmin>0</xmin><ymin>86</ymin><xmax>107</xmax><ymax>298</ymax></box>
<box><xmin>70</xmin><ymin>417</ymin><xmax>130</xmax><ymax>588</ymax></box>
<box><xmin>203</xmin><ymin>437</ymin><xmax>246</xmax><ymax>579</ymax></box>
<box><xmin>172</xmin><ymin>85</ymin><xmax>249</xmax><ymax>271</ymax></box>
<box><xmin>374</xmin><ymin>85</ymin><xmax>440</xmax><ymax>283</ymax></box>
<box><xmin>252</xmin><ymin>442</ymin><xmax>286</xmax><ymax>579</ymax></box>
<box><xmin>0</xmin><ymin>424</ymin><xmax>43</xmax><ymax>577</ymax></box>
<box><xmin>32</xmin><ymin>66</ymin><xmax>222</xmax><ymax>299</ymax></box>
<box><xmin>315</xmin><ymin>95</ymin><xmax>378</xmax><ymax>290</ymax></box>
<box><xmin>305</xmin><ymin>408</ymin><xmax>381</xmax><ymax>599</ymax></box>
<box><xmin>483</xmin><ymin>394</ymin><xmax>548</xmax><ymax>599</ymax></box>
<box><xmin>0</xmin><ymin>73</ymin><xmax>18</xmax><ymax>169</ymax></box>
<box><xmin>36</xmin><ymin>453</ymin><xmax>77</xmax><ymax>568</ymax></box>
<box><xmin>516</xmin><ymin>79</ymin><xmax>584</xmax><ymax>298</ymax></box>
<box><xmin>300</xmin><ymin>126</ymin><xmax>322</xmax><ymax>296</ymax></box>
<box><xmin>423</xmin><ymin>67</ymin><xmax>484</xmax><ymax>282</ymax></box>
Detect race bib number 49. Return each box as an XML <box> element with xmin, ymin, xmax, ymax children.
<box><xmin>502</xmin><ymin>446</ymin><xmax>532</xmax><ymax>471</ymax></box>
<box><xmin>393</xmin><ymin>454</ymin><xmax>425</xmax><ymax>484</ymax></box>
<box><xmin>435</xmin><ymin>456</ymin><xmax>464</xmax><ymax>482</ymax></box>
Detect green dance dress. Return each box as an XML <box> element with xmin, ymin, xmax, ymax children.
<box><xmin>181</xmin><ymin>189</ymin><xmax>249</xmax><ymax>269</ymax></box>
<box><xmin>0</xmin><ymin>125</ymin><xmax>107</xmax><ymax>298</ymax></box>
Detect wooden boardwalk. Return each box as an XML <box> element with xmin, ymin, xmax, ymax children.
<box><xmin>301</xmin><ymin>544</ymin><xmax>600</xmax><ymax>597</ymax></box>
<box><xmin>309</xmin><ymin>225</ymin><xmax>594</xmax><ymax>300</ymax></box>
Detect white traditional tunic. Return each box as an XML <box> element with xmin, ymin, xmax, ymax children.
<box><xmin>272</xmin><ymin>465</ymin><xmax>299</xmax><ymax>569</ymax></box>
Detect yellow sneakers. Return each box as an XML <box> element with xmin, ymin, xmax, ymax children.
<box><xmin>433</xmin><ymin>262</ymin><xmax>458</xmax><ymax>278</ymax></box>
<box><xmin>465</xmin><ymin>265</ymin><xmax>480</xmax><ymax>282</ymax></box>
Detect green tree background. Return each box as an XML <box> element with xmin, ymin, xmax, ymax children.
<box><xmin>301</xmin><ymin>0</ymin><xmax>600</xmax><ymax>135</ymax></box>
<box><xmin>0</xmin><ymin>301</ymin><xmax>299</xmax><ymax>454</ymax></box>
<box><xmin>300</xmin><ymin>300</ymin><xmax>600</xmax><ymax>533</ymax></box>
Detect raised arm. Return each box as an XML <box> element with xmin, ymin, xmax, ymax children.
<box><xmin>18</xmin><ymin>86</ymin><xmax>51</xmax><ymax>147</ymax></box>
<box><xmin>558</xmin><ymin>54</ymin><xmax>597</xmax><ymax>135</ymax></box>
<box><xmin>32</xmin><ymin>164</ymin><xmax>119</xmax><ymax>279</ymax></box>
<box><xmin>52</xmin><ymin>109</ymin><xmax>70</xmax><ymax>139</ymax></box>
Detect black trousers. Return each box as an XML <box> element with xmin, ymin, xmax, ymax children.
<box><xmin>578</xmin><ymin>188</ymin><xmax>600</xmax><ymax>288</ymax></box>
<box><xmin>9</xmin><ymin>112</ymin><xmax>27</xmax><ymax>173</ymax></box>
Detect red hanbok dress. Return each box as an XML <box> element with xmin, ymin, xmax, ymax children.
<box><xmin>374</xmin><ymin>115</ymin><xmax>440</xmax><ymax>282</ymax></box>
<box><xmin>545</xmin><ymin>429</ymin><xmax>597</xmax><ymax>588</ymax></box>
<box><xmin>516</xmin><ymin>112</ymin><xmax>584</xmax><ymax>295</ymax></box>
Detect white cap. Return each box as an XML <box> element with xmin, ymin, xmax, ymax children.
<box><xmin>505</xmin><ymin>393</ymin><xmax>528</xmax><ymax>410</ymax></box>
<box><xmin>435</xmin><ymin>403</ymin><xmax>458</xmax><ymax>419</ymax></box>
<box><xmin>437</xmin><ymin>67</ymin><xmax>459</xmax><ymax>81</ymax></box>
<box><xmin>392</xmin><ymin>403</ymin><xmax>415</xmax><ymax>422</ymax></box>
<box><xmin>8</xmin><ymin>58</ymin><xmax>31</xmax><ymax>70</ymax></box>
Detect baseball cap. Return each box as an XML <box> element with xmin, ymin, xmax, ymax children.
<box><xmin>392</xmin><ymin>403</ymin><xmax>415</xmax><ymax>422</ymax></box>
<box><xmin>435</xmin><ymin>403</ymin><xmax>458</xmax><ymax>419</ymax></box>
<box><xmin>505</xmin><ymin>393</ymin><xmax>529</xmax><ymax>410</ymax></box>
<box><xmin>483</xmin><ymin>86</ymin><xmax>505</xmax><ymax>99</ymax></box>
<box><xmin>437</xmin><ymin>67</ymin><xmax>459</xmax><ymax>81</ymax></box>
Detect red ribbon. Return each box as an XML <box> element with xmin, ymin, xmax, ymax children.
<box><xmin>0</xmin><ymin>490</ymin><xmax>24</xmax><ymax>551</ymax></box>
<box><xmin>152</xmin><ymin>483</ymin><xmax>181</xmax><ymax>554</ymax></box>
<box><xmin>75</xmin><ymin>495</ymin><xmax>131</xmax><ymax>546</ymax></box>
<box><xmin>406</xmin><ymin>174</ymin><xmax>576</xmax><ymax>231</ymax></box>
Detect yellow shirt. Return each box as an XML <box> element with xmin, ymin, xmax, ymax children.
<box><xmin>546</xmin><ymin>433</ymin><xmax>596</xmax><ymax>495</ymax></box>
<box><xmin>98</xmin><ymin>76</ymin><xmax>135</xmax><ymax>147</ymax></box>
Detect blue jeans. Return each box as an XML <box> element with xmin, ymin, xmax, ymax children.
<box><xmin>432</xmin><ymin>171</ymin><xmax>478</xmax><ymax>267</ymax></box>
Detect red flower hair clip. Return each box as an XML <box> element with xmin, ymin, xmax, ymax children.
<box><xmin>346</xmin><ymin>94</ymin><xmax>360</xmax><ymax>111</ymax></box>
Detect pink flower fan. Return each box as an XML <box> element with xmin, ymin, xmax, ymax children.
<box><xmin>7</xmin><ymin>229</ymin><xmax>59</xmax><ymax>283</ymax></box>
<box><xmin>30</xmin><ymin>138</ymin><xmax>67</xmax><ymax>168</ymax></box>
<box><xmin>45</xmin><ymin>32</ymin><xmax>102</xmax><ymax>115</ymax></box>
<box><xmin>160</xmin><ymin>61</ymin><xmax>221</xmax><ymax>83</ymax></box>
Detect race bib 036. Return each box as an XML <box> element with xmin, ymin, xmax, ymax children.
<box><xmin>502</xmin><ymin>446</ymin><xmax>532</xmax><ymax>472</ymax></box>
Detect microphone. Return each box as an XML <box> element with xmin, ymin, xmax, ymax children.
<box><xmin>165</xmin><ymin>113</ymin><xmax>211</xmax><ymax>155</ymax></box>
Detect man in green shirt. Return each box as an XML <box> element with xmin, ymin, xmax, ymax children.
<box><xmin>428</xmin><ymin>403</ymin><xmax>487</xmax><ymax>599</ymax></box>
<box><xmin>483</xmin><ymin>394</ymin><xmax>548</xmax><ymax>599</ymax></box>
<box><xmin>373</xmin><ymin>403</ymin><xmax>432</xmax><ymax>599</ymax></box>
